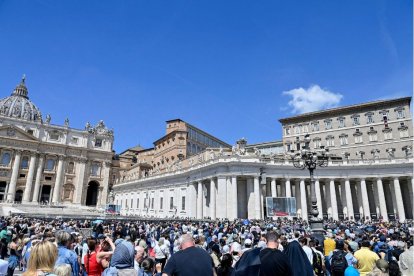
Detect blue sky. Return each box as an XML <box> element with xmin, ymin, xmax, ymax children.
<box><xmin>0</xmin><ymin>0</ymin><xmax>411</xmax><ymax>152</ymax></box>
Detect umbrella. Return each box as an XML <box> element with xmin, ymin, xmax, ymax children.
<box><xmin>243</xmin><ymin>219</ymin><xmax>250</xmax><ymax>226</ymax></box>
<box><xmin>93</xmin><ymin>219</ymin><xmax>103</xmax><ymax>225</ymax></box>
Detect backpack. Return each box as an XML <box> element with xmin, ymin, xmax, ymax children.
<box><xmin>312</xmin><ymin>249</ymin><xmax>324</xmax><ymax>276</ymax></box>
<box><xmin>330</xmin><ymin>250</ymin><xmax>347</xmax><ymax>274</ymax></box>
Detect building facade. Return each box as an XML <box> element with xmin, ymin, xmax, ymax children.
<box><xmin>113</xmin><ymin>97</ymin><xmax>413</xmax><ymax>222</ymax></box>
<box><xmin>0</xmin><ymin>77</ymin><xmax>114</xmax><ymax>206</ymax></box>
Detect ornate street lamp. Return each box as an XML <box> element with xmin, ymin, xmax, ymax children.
<box><xmin>290</xmin><ymin>134</ymin><xmax>329</xmax><ymax>232</ymax></box>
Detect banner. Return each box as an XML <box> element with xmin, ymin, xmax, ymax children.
<box><xmin>266</xmin><ymin>197</ymin><xmax>296</xmax><ymax>217</ymax></box>
<box><xmin>105</xmin><ymin>204</ymin><xmax>121</xmax><ymax>215</ymax></box>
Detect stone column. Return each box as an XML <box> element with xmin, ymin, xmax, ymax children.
<box><xmin>329</xmin><ymin>179</ymin><xmax>338</xmax><ymax>220</ymax></box>
<box><xmin>22</xmin><ymin>154</ymin><xmax>37</xmax><ymax>203</ymax></box>
<box><xmin>73</xmin><ymin>159</ymin><xmax>86</xmax><ymax>205</ymax></box>
<box><xmin>231</xmin><ymin>176</ymin><xmax>238</xmax><ymax>219</ymax></box>
<box><xmin>393</xmin><ymin>177</ymin><xmax>406</xmax><ymax>222</ymax></box>
<box><xmin>300</xmin><ymin>179</ymin><xmax>308</xmax><ymax>220</ymax></box>
<box><xmin>285</xmin><ymin>179</ymin><xmax>291</xmax><ymax>197</ymax></box>
<box><xmin>197</xmin><ymin>181</ymin><xmax>203</xmax><ymax>219</ymax></box>
<box><xmin>246</xmin><ymin>177</ymin><xmax>255</xmax><ymax>219</ymax></box>
<box><xmin>344</xmin><ymin>179</ymin><xmax>354</xmax><ymax>220</ymax></box>
<box><xmin>412</xmin><ymin>178</ymin><xmax>414</xmax><ymax>221</ymax></box>
<box><xmin>210</xmin><ymin>178</ymin><xmax>216</xmax><ymax>220</ymax></box>
<box><xmin>52</xmin><ymin>156</ymin><xmax>65</xmax><ymax>204</ymax></box>
<box><xmin>31</xmin><ymin>155</ymin><xmax>44</xmax><ymax>203</ymax></box>
<box><xmin>99</xmin><ymin>161</ymin><xmax>111</xmax><ymax>207</ymax></box>
<box><xmin>254</xmin><ymin>176</ymin><xmax>261</xmax><ymax>219</ymax></box>
<box><xmin>217</xmin><ymin>176</ymin><xmax>227</xmax><ymax>218</ymax></box>
<box><xmin>360</xmin><ymin>179</ymin><xmax>371</xmax><ymax>220</ymax></box>
<box><xmin>271</xmin><ymin>178</ymin><xmax>277</xmax><ymax>197</ymax></box>
<box><xmin>188</xmin><ymin>183</ymin><xmax>197</xmax><ymax>218</ymax></box>
<box><xmin>315</xmin><ymin>179</ymin><xmax>323</xmax><ymax>219</ymax></box>
<box><xmin>376</xmin><ymin>178</ymin><xmax>388</xmax><ymax>221</ymax></box>
<box><xmin>7</xmin><ymin>150</ymin><xmax>22</xmax><ymax>202</ymax></box>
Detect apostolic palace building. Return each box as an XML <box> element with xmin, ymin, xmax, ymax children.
<box><xmin>0</xmin><ymin>77</ymin><xmax>412</xmax><ymax>222</ymax></box>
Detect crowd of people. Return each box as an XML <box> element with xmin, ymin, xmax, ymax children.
<box><xmin>0</xmin><ymin>216</ymin><xmax>411</xmax><ymax>276</ymax></box>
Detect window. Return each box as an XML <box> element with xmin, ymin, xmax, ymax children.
<box><xmin>369</xmin><ymin>133</ymin><xmax>378</xmax><ymax>142</ymax></box>
<box><xmin>384</xmin><ymin>130</ymin><xmax>393</xmax><ymax>140</ymax></box>
<box><xmin>352</xmin><ymin>115</ymin><xmax>360</xmax><ymax>126</ymax></box>
<box><xmin>160</xmin><ymin>198</ymin><xmax>163</xmax><ymax>209</ymax></box>
<box><xmin>366</xmin><ymin>114</ymin><xmax>374</xmax><ymax>124</ymax></box>
<box><xmin>324</xmin><ymin>120</ymin><xmax>332</xmax><ymax>130</ymax></box>
<box><xmin>67</xmin><ymin>162</ymin><xmax>75</xmax><ymax>173</ymax></box>
<box><xmin>170</xmin><ymin>197</ymin><xmax>174</xmax><ymax>209</ymax></box>
<box><xmin>313</xmin><ymin>138</ymin><xmax>321</xmax><ymax>149</ymax></box>
<box><xmin>45</xmin><ymin>159</ymin><xmax>55</xmax><ymax>171</ymax></box>
<box><xmin>71</xmin><ymin>137</ymin><xmax>79</xmax><ymax>144</ymax></box>
<box><xmin>131</xmin><ymin>199</ymin><xmax>133</xmax><ymax>209</ymax></box>
<box><xmin>27</xmin><ymin>129</ymin><xmax>34</xmax><ymax>135</ymax></box>
<box><xmin>137</xmin><ymin>198</ymin><xmax>139</xmax><ymax>208</ymax></box>
<box><xmin>294</xmin><ymin>125</ymin><xmax>300</xmax><ymax>134</ymax></box>
<box><xmin>91</xmin><ymin>163</ymin><xmax>100</xmax><ymax>176</ymax></box>
<box><xmin>326</xmin><ymin>136</ymin><xmax>335</xmax><ymax>147</ymax></box>
<box><xmin>339</xmin><ymin>135</ymin><xmax>348</xmax><ymax>145</ymax></box>
<box><xmin>151</xmin><ymin>198</ymin><xmax>154</xmax><ymax>209</ymax></box>
<box><xmin>399</xmin><ymin>128</ymin><xmax>409</xmax><ymax>138</ymax></box>
<box><xmin>95</xmin><ymin>139</ymin><xmax>103</xmax><ymax>147</ymax></box>
<box><xmin>182</xmin><ymin>196</ymin><xmax>185</xmax><ymax>210</ymax></box>
<box><xmin>286</xmin><ymin>144</ymin><xmax>291</xmax><ymax>152</ymax></box>
<box><xmin>50</xmin><ymin>133</ymin><xmax>60</xmax><ymax>141</ymax></box>
<box><xmin>338</xmin><ymin>117</ymin><xmax>345</xmax><ymax>128</ymax></box>
<box><xmin>0</xmin><ymin>153</ymin><xmax>10</xmax><ymax>166</ymax></box>
<box><xmin>303</xmin><ymin>124</ymin><xmax>309</xmax><ymax>133</ymax></box>
<box><xmin>312</xmin><ymin>122</ymin><xmax>319</xmax><ymax>131</ymax></box>
<box><xmin>354</xmin><ymin>135</ymin><xmax>363</xmax><ymax>144</ymax></box>
<box><xmin>396</xmin><ymin>108</ymin><xmax>405</xmax><ymax>119</ymax></box>
<box><xmin>20</xmin><ymin>156</ymin><xmax>29</xmax><ymax>169</ymax></box>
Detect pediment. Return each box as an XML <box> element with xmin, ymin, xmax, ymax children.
<box><xmin>0</xmin><ymin>125</ymin><xmax>38</xmax><ymax>141</ymax></box>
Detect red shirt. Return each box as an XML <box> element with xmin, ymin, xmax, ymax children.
<box><xmin>83</xmin><ymin>251</ymin><xmax>103</xmax><ymax>276</ymax></box>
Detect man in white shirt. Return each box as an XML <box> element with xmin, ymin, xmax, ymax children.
<box><xmin>299</xmin><ymin>237</ymin><xmax>313</xmax><ymax>264</ymax></box>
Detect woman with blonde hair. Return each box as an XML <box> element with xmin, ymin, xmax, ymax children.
<box><xmin>23</xmin><ymin>240</ymin><xmax>58</xmax><ymax>276</ymax></box>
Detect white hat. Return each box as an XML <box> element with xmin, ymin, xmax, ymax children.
<box><xmin>244</xmin><ymin>238</ymin><xmax>252</xmax><ymax>245</ymax></box>
<box><xmin>231</xmin><ymin>242</ymin><xmax>242</xmax><ymax>253</ymax></box>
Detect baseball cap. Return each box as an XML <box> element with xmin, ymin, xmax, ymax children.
<box><xmin>244</xmin><ymin>238</ymin><xmax>252</xmax><ymax>245</ymax></box>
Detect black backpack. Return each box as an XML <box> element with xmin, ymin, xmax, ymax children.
<box><xmin>330</xmin><ymin>250</ymin><xmax>347</xmax><ymax>274</ymax></box>
<box><xmin>312</xmin><ymin>249</ymin><xmax>324</xmax><ymax>276</ymax></box>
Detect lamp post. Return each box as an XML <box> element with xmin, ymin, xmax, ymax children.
<box><xmin>290</xmin><ymin>134</ymin><xmax>329</xmax><ymax>232</ymax></box>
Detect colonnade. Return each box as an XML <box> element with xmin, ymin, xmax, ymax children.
<box><xmin>185</xmin><ymin>175</ymin><xmax>413</xmax><ymax>222</ymax></box>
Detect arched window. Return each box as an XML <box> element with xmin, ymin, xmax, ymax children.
<box><xmin>1</xmin><ymin>153</ymin><xmax>11</xmax><ymax>166</ymax></box>
<box><xmin>20</xmin><ymin>156</ymin><xmax>29</xmax><ymax>169</ymax></box>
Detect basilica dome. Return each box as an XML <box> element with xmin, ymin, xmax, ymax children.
<box><xmin>0</xmin><ymin>76</ymin><xmax>42</xmax><ymax>122</ymax></box>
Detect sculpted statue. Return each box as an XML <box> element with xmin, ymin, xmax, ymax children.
<box><xmin>254</xmin><ymin>147</ymin><xmax>261</xmax><ymax>156</ymax></box>
<box><xmin>45</xmin><ymin>114</ymin><xmax>51</xmax><ymax>124</ymax></box>
<box><xmin>209</xmin><ymin>149</ymin><xmax>215</xmax><ymax>160</ymax></box>
<box><xmin>219</xmin><ymin>146</ymin><xmax>224</xmax><ymax>156</ymax></box>
<box><xmin>64</xmin><ymin>118</ymin><xmax>69</xmax><ymax>127</ymax></box>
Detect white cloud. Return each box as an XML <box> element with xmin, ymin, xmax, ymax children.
<box><xmin>282</xmin><ymin>85</ymin><xmax>343</xmax><ymax>114</ymax></box>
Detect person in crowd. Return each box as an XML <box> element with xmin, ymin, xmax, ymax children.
<box><xmin>328</xmin><ymin>239</ymin><xmax>357</xmax><ymax>275</ymax></box>
<box><xmin>138</xmin><ymin>257</ymin><xmax>162</xmax><ymax>276</ymax></box>
<box><xmin>354</xmin><ymin>240</ymin><xmax>380</xmax><ymax>276</ymax></box>
<box><xmin>216</xmin><ymin>253</ymin><xmax>233</xmax><ymax>276</ymax></box>
<box><xmin>299</xmin><ymin>237</ymin><xmax>314</xmax><ymax>264</ymax></box>
<box><xmin>284</xmin><ymin>238</ymin><xmax>313</xmax><ymax>276</ymax></box>
<box><xmin>210</xmin><ymin>243</ymin><xmax>221</xmax><ymax>269</ymax></box>
<box><xmin>54</xmin><ymin>264</ymin><xmax>72</xmax><ymax>276</ymax></box>
<box><xmin>103</xmin><ymin>239</ymin><xmax>137</xmax><ymax>276</ymax></box>
<box><xmin>83</xmin><ymin>237</ymin><xmax>103</xmax><ymax>276</ymax></box>
<box><xmin>309</xmin><ymin>238</ymin><xmax>325</xmax><ymax>276</ymax></box>
<box><xmin>134</xmin><ymin>245</ymin><xmax>146</xmax><ymax>271</ymax></box>
<box><xmin>55</xmin><ymin>230</ymin><xmax>79</xmax><ymax>276</ymax></box>
<box><xmin>162</xmin><ymin>234</ymin><xmax>215</xmax><ymax>276</ymax></box>
<box><xmin>398</xmin><ymin>242</ymin><xmax>413</xmax><ymax>276</ymax></box>
<box><xmin>23</xmin><ymin>240</ymin><xmax>58</xmax><ymax>276</ymax></box>
<box><xmin>259</xmin><ymin>231</ymin><xmax>292</xmax><ymax>276</ymax></box>
<box><xmin>154</xmin><ymin>237</ymin><xmax>169</xmax><ymax>271</ymax></box>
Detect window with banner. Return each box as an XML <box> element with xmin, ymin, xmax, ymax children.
<box><xmin>266</xmin><ymin>197</ymin><xmax>296</xmax><ymax>217</ymax></box>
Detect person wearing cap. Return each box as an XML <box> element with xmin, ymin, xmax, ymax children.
<box><xmin>242</xmin><ymin>238</ymin><xmax>252</xmax><ymax>253</ymax></box>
